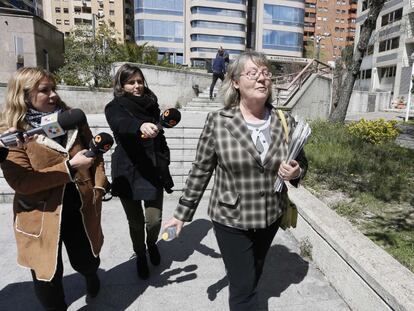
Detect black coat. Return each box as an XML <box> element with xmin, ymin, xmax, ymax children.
<box><xmin>105</xmin><ymin>93</ymin><xmax>174</xmax><ymax>200</ymax></box>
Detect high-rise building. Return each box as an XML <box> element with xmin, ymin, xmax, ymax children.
<box><xmin>134</xmin><ymin>0</ymin><xmax>185</xmax><ymax>64</ymax></box>
<box><xmin>303</xmin><ymin>0</ymin><xmax>356</xmax><ymax>62</ymax></box>
<box><xmin>41</xmin><ymin>0</ymin><xmax>134</xmax><ymax>42</ymax></box>
<box><xmin>0</xmin><ymin>0</ymin><xmax>43</xmax><ymax>16</ymax></box>
<box><xmin>135</xmin><ymin>0</ymin><xmax>306</xmax><ymax>67</ymax></box>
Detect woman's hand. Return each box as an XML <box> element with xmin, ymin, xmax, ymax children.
<box><xmin>278</xmin><ymin>160</ymin><xmax>301</xmax><ymax>181</ymax></box>
<box><xmin>0</xmin><ymin>127</ymin><xmax>37</xmax><ymax>148</ymax></box>
<box><xmin>140</xmin><ymin>122</ymin><xmax>159</xmax><ymax>139</ymax></box>
<box><xmin>69</xmin><ymin>150</ymin><xmax>94</xmax><ymax>170</ymax></box>
<box><xmin>163</xmin><ymin>217</ymin><xmax>185</xmax><ymax>236</ymax></box>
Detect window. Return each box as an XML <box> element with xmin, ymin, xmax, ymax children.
<box><xmin>136</xmin><ymin>19</ymin><xmax>183</xmax><ymax>43</ymax></box>
<box><xmin>379</xmin><ymin>37</ymin><xmax>399</xmax><ymax>52</ymax></box>
<box><xmin>55</xmin><ymin>7</ymin><xmax>61</xmax><ymax>13</ymax></box>
<box><xmin>56</xmin><ymin>19</ymin><xmax>62</xmax><ymax>24</ymax></box>
<box><xmin>136</xmin><ymin>0</ymin><xmax>184</xmax><ymax>16</ymax></box>
<box><xmin>381</xmin><ymin>8</ymin><xmax>403</xmax><ymax>27</ymax></box>
<box><xmin>64</xmin><ymin>20</ymin><xmax>70</xmax><ymax>25</ymax></box>
<box><xmin>263</xmin><ymin>4</ymin><xmax>304</xmax><ymax>27</ymax></box>
<box><xmin>262</xmin><ymin>29</ymin><xmax>303</xmax><ymax>52</ymax></box>
<box><xmin>380</xmin><ymin>66</ymin><xmax>396</xmax><ymax>78</ymax></box>
<box><xmin>191</xmin><ymin>21</ymin><xmax>245</xmax><ymax>32</ymax></box>
<box><xmin>43</xmin><ymin>49</ymin><xmax>49</xmax><ymax>71</ymax></box>
<box><xmin>109</xmin><ymin>10</ymin><xmax>115</xmax><ymax>15</ymax></box>
<box><xmin>190</xmin><ymin>7</ymin><xmax>245</xmax><ymax>18</ymax></box>
<box><xmin>63</xmin><ymin>7</ymin><xmax>68</xmax><ymax>13</ymax></box>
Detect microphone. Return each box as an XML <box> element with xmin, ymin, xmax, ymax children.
<box><xmin>84</xmin><ymin>132</ymin><xmax>114</xmax><ymax>158</ymax></box>
<box><xmin>160</xmin><ymin>108</ymin><xmax>181</xmax><ymax>129</ymax></box>
<box><xmin>0</xmin><ymin>108</ymin><xmax>87</xmax><ymax>147</ymax></box>
<box><xmin>141</xmin><ymin>108</ymin><xmax>181</xmax><ymax>138</ymax></box>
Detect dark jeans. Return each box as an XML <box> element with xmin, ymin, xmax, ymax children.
<box><xmin>210</xmin><ymin>72</ymin><xmax>225</xmax><ymax>98</ymax></box>
<box><xmin>212</xmin><ymin>219</ymin><xmax>280</xmax><ymax>311</ymax></box>
<box><xmin>31</xmin><ymin>183</ymin><xmax>100</xmax><ymax>311</ymax></box>
<box><xmin>120</xmin><ymin>190</ymin><xmax>163</xmax><ymax>255</ymax></box>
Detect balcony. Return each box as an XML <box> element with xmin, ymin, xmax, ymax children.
<box><xmin>305</xmin><ymin>17</ymin><xmax>316</xmax><ymax>23</ymax></box>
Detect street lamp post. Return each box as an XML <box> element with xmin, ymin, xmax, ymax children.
<box><xmin>91</xmin><ymin>12</ymin><xmax>104</xmax><ymax>87</ymax></box>
<box><xmin>314</xmin><ymin>33</ymin><xmax>331</xmax><ymax>60</ymax></box>
<box><xmin>405</xmin><ymin>52</ymin><xmax>414</xmax><ymax>121</ymax></box>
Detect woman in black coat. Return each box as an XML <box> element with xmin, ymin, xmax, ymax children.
<box><xmin>105</xmin><ymin>64</ymin><xmax>173</xmax><ymax>279</ymax></box>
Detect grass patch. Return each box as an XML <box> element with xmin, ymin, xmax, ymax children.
<box><xmin>303</xmin><ymin>120</ymin><xmax>414</xmax><ymax>272</ymax></box>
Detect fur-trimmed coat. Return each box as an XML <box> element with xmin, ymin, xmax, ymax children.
<box><xmin>0</xmin><ymin>122</ymin><xmax>109</xmax><ymax>281</ymax></box>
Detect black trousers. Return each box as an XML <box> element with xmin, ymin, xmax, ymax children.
<box><xmin>120</xmin><ymin>189</ymin><xmax>163</xmax><ymax>255</ymax></box>
<box><xmin>31</xmin><ymin>183</ymin><xmax>100</xmax><ymax>311</ymax></box>
<box><xmin>209</xmin><ymin>72</ymin><xmax>225</xmax><ymax>98</ymax></box>
<box><xmin>212</xmin><ymin>219</ymin><xmax>280</xmax><ymax>311</ymax></box>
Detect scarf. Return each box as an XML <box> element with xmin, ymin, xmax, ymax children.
<box><xmin>25</xmin><ymin>107</ymin><xmax>67</xmax><ymax>145</ymax></box>
<box><xmin>120</xmin><ymin>93</ymin><xmax>160</xmax><ymax>122</ymax></box>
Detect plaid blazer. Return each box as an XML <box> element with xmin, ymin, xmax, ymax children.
<box><xmin>174</xmin><ymin>105</ymin><xmax>308</xmax><ymax>229</ymax></box>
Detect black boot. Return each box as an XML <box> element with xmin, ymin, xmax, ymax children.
<box><xmin>136</xmin><ymin>253</ymin><xmax>149</xmax><ymax>280</ymax></box>
<box><xmin>148</xmin><ymin>244</ymin><xmax>161</xmax><ymax>266</ymax></box>
<box><xmin>86</xmin><ymin>273</ymin><xmax>100</xmax><ymax>298</ymax></box>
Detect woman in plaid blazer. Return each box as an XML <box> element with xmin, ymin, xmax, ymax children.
<box><xmin>165</xmin><ymin>51</ymin><xmax>308</xmax><ymax>310</ymax></box>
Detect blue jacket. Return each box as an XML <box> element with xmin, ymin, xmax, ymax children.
<box><xmin>212</xmin><ymin>56</ymin><xmax>226</xmax><ymax>74</ymax></box>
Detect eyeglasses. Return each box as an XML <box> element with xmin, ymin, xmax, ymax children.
<box><xmin>240</xmin><ymin>69</ymin><xmax>273</xmax><ymax>80</ymax></box>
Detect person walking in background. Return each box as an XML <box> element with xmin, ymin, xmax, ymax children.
<box><xmin>209</xmin><ymin>46</ymin><xmax>227</xmax><ymax>101</ymax></box>
<box><xmin>105</xmin><ymin>64</ymin><xmax>174</xmax><ymax>280</ymax></box>
<box><xmin>164</xmin><ymin>51</ymin><xmax>307</xmax><ymax>310</ymax></box>
<box><xmin>0</xmin><ymin>67</ymin><xmax>109</xmax><ymax>310</ymax></box>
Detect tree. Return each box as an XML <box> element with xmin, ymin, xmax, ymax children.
<box><xmin>329</xmin><ymin>0</ymin><xmax>386</xmax><ymax>123</ymax></box>
<box><xmin>120</xmin><ymin>42</ymin><xmax>159</xmax><ymax>65</ymax></box>
<box><xmin>56</xmin><ymin>23</ymin><xmax>124</xmax><ymax>87</ymax></box>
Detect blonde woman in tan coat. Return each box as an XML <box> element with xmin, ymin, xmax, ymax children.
<box><xmin>1</xmin><ymin>68</ymin><xmax>109</xmax><ymax>311</ymax></box>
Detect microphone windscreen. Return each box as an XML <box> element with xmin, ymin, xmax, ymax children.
<box><xmin>87</xmin><ymin>132</ymin><xmax>114</xmax><ymax>157</ymax></box>
<box><xmin>161</xmin><ymin>108</ymin><xmax>181</xmax><ymax>128</ymax></box>
<box><xmin>57</xmin><ymin>109</ymin><xmax>87</xmax><ymax>130</ymax></box>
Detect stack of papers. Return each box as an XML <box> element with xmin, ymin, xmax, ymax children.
<box><xmin>274</xmin><ymin>119</ymin><xmax>311</xmax><ymax>192</ymax></box>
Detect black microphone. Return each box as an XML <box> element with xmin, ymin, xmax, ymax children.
<box><xmin>0</xmin><ymin>108</ymin><xmax>87</xmax><ymax>147</ymax></box>
<box><xmin>141</xmin><ymin>108</ymin><xmax>181</xmax><ymax>138</ymax></box>
<box><xmin>160</xmin><ymin>108</ymin><xmax>181</xmax><ymax>129</ymax></box>
<box><xmin>84</xmin><ymin>132</ymin><xmax>114</xmax><ymax>158</ymax></box>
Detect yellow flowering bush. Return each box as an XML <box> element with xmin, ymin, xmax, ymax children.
<box><xmin>346</xmin><ymin>118</ymin><xmax>399</xmax><ymax>145</ymax></box>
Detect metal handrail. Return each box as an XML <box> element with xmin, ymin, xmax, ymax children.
<box><xmin>272</xmin><ymin>58</ymin><xmax>332</xmax><ymax>106</ymax></box>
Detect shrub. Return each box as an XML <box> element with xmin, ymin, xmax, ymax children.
<box><xmin>346</xmin><ymin>118</ymin><xmax>399</xmax><ymax>145</ymax></box>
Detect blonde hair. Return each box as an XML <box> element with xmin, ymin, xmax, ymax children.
<box><xmin>220</xmin><ymin>51</ymin><xmax>273</xmax><ymax>109</ymax></box>
<box><xmin>2</xmin><ymin>67</ymin><xmax>68</xmax><ymax>130</ymax></box>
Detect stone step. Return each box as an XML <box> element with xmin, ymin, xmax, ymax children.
<box><xmin>185</xmin><ymin>101</ymin><xmax>223</xmax><ymax>107</ymax></box>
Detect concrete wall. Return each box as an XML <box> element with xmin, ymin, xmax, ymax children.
<box><xmin>288</xmin><ymin>186</ymin><xmax>414</xmax><ymax>311</ymax></box>
<box><xmin>348</xmin><ymin>90</ymin><xmax>392</xmax><ymax>113</ymax></box>
<box><xmin>0</xmin><ymin>64</ymin><xmax>212</xmax><ymax>113</ymax></box>
<box><xmin>111</xmin><ymin>62</ymin><xmax>212</xmax><ymax>110</ymax></box>
<box><xmin>281</xmin><ymin>74</ymin><xmax>332</xmax><ymax>120</ymax></box>
<box><xmin>0</xmin><ymin>9</ymin><xmax>64</xmax><ymax>83</ymax></box>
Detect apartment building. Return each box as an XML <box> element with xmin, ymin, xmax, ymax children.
<box><xmin>354</xmin><ymin>0</ymin><xmax>412</xmax><ymax>103</ymax></box>
<box><xmin>304</xmin><ymin>0</ymin><xmax>356</xmax><ymax>61</ymax></box>
<box><xmin>42</xmin><ymin>0</ymin><xmax>134</xmax><ymax>42</ymax></box>
<box><xmin>135</xmin><ymin>0</ymin><xmax>305</xmax><ymax>67</ymax></box>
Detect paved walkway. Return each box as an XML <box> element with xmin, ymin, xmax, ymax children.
<box><xmin>0</xmin><ymin>194</ymin><xmax>349</xmax><ymax>311</ymax></box>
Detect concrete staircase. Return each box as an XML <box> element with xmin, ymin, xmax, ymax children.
<box><xmin>180</xmin><ymin>87</ymin><xmax>223</xmax><ymax>112</ymax></box>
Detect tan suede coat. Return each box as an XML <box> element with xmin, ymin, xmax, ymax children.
<box><xmin>1</xmin><ymin>123</ymin><xmax>109</xmax><ymax>281</ymax></box>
